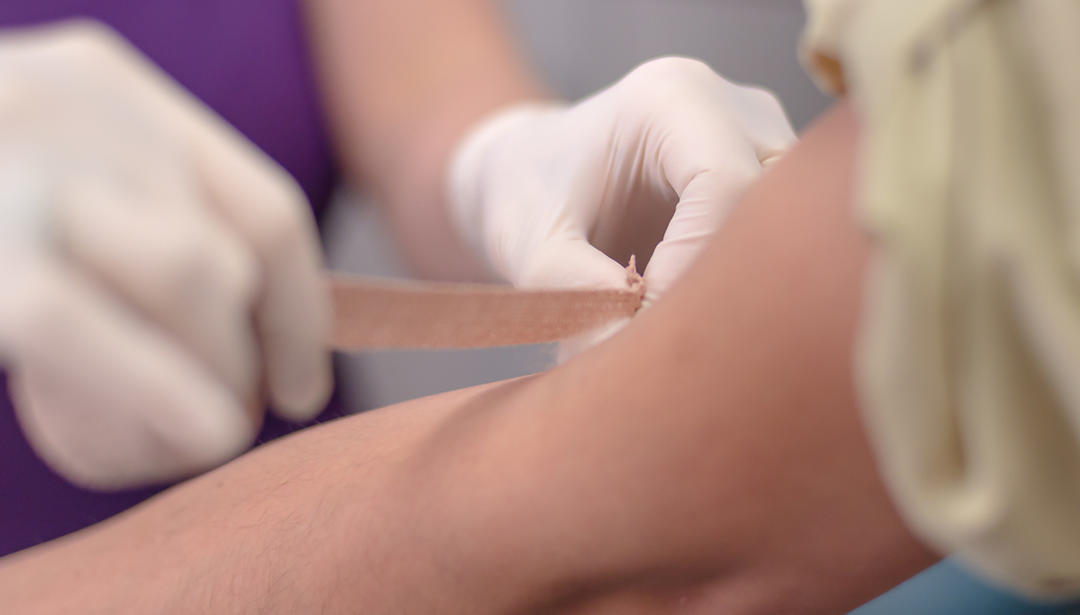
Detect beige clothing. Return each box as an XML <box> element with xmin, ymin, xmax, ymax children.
<box><xmin>802</xmin><ymin>0</ymin><xmax>1080</xmax><ymax>598</ymax></box>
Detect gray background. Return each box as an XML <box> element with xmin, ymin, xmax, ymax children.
<box><xmin>322</xmin><ymin>2</ymin><xmax>1072</xmax><ymax>613</ymax></box>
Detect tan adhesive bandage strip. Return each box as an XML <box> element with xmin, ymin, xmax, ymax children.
<box><xmin>328</xmin><ymin>261</ymin><xmax>644</xmax><ymax>350</ymax></box>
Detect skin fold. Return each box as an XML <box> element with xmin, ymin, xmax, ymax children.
<box><xmin>0</xmin><ymin>104</ymin><xmax>939</xmax><ymax>614</ymax></box>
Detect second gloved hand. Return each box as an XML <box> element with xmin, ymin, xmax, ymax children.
<box><xmin>448</xmin><ymin>57</ymin><xmax>796</xmax><ymax>354</ymax></box>
<box><xmin>0</xmin><ymin>22</ymin><xmax>331</xmax><ymax>488</ymax></box>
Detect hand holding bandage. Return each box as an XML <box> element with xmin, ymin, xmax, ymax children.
<box><xmin>447</xmin><ymin>57</ymin><xmax>797</xmax><ymax>357</ymax></box>
<box><xmin>0</xmin><ymin>22</ymin><xmax>331</xmax><ymax>489</ymax></box>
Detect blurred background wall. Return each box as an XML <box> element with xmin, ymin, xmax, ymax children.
<box><xmin>322</xmin><ymin>1</ymin><xmax>1068</xmax><ymax>613</ymax></box>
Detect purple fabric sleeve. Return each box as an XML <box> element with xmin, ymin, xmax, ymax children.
<box><xmin>0</xmin><ymin>0</ymin><xmax>349</xmax><ymax>556</ymax></box>
<box><xmin>0</xmin><ymin>0</ymin><xmax>339</xmax><ymax>208</ymax></box>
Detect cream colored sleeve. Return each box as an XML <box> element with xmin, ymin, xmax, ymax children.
<box><xmin>801</xmin><ymin>0</ymin><xmax>1080</xmax><ymax>599</ymax></box>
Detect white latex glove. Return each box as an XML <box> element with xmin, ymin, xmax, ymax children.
<box><xmin>449</xmin><ymin>57</ymin><xmax>796</xmax><ymax>355</ymax></box>
<box><xmin>0</xmin><ymin>22</ymin><xmax>331</xmax><ymax>489</ymax></box>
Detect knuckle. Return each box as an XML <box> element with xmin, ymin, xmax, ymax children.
<box><xmin>4</xmin><ymin>271</ymin><xmax>70</xmax><ymax>344</ymax></box>
<box><xmin>624</xmin><ymin>57</ymin><xmax>718</xmax><ymax>94</ymax></box>
<box><xmin>50</xmin><ymin>19</ymin><xmax>126</xmax><ymax>62</ymax></box>
<box><xmin>154</xmin><ymin>223</ymin><xmax>236</xmax><ymax>300</ymax></box>
<box><xmin>0</xmin><ymin>22</ymin><xmax>132</xmax><ymax>127</ymax></box>
<box><xmin>215</xmin><ymin>241</ymin><xmax>259</xmax><ymax>305</ymax></box>
<box><xmin>0</xmin><ymin>20</ymin><xmax>124</xmax><ymax>79</ymax></box>
<box><xmin>740</xmin><ymin>84</ymin><xmax>787</xmax><ymax>117</ymax></box>
<box><xmin>630</xmin><ymin>56</ymin><xmax>715</xmax><ymax>83</ymax></box>
<box><xmin>55</xmin><ymin>18</ymin><xmax>118</xmax><ymax>43</ymax></box>
<box><xmin>618</xmin><ymin>57</ymin><xmax>725</xmax><ymax>118</ymax></box>
<box><xmin>247</xmin><ymin>183</ymin><xmax>312</xmax><ymax>257</ymax></box>
<box><xmin>190</xmin><ymin>236</ymin><xmax>258</xmax><ymax>309</ymax></box>
<box><xmin>745</xmin><ymin>84</ymin><xmax>783</xmax><ymax>108</ymax></box>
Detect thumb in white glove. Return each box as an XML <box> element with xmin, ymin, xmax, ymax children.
<box><xmin>448</xmin><ymin>57</ymin><xmax>796</xmax><ymax>357</ymax></box>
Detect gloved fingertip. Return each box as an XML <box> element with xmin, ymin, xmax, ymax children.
<box><xmin>268</xmin><ymin>351</ymin><xmax>334</xmax><ymax>422</ymax></box>
<box><xmin>170</xmin><ymin>390</ymin><xmax>259</xmax><ymax>475</ymax></box>
<box><xmin>13</xmin><ymin>364</ymin><xmax>256</xmax><ymax>490</ymax></box>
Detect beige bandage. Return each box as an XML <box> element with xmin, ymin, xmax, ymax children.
<box><xmin>327</xmin><ymin>260</ymin><xmax>644</xmax><ymax>350</ymax></box>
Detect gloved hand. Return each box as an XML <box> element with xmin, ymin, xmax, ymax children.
<box><xmin>0</xmin><ymin>21</ymin><xmax>331</xmax><ymax>488</ymax></box>
<box><xmin>448</xmin><ymin>57</ymin><xmax>796</xmax><ymax>355</ymax></box>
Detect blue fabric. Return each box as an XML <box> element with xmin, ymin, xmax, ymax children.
<box><xmin>852</xmin><ymin>561</ymin><xmax>1080</xmax><ymax>615</ymax></box>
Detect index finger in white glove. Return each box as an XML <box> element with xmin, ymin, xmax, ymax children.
<box><xmin>190</xmin><ymin>128</ymin><xmax>331</xmax><ymax>421</ymax></box>
<box><xmin>54</xmin><ymin>175</ymin><xmax>260</xmax><ymax>404</ymax></box>
<box><xmin>614</xmin><ymin>58</ymin><xmax>798</xmax><ymax>303</ymax></box>
<box><xmin>0</xmin><ymin>258</ymin><xmax>253</xmax><ymax>489</ymax></box>
<box><xmin>90</xmin><ymin>24</ymin><xmax>333</xmax><ymax>421</ymax></box>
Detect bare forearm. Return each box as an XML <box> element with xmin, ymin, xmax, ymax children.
<box><xmin>304</xmin><ymin>0</ymin><xmax>546</xmax><ymax>279</ymax></box>
<box><xmin>0</xmin><ymin>381</ymin><xmax>532</xmax><ymax>614</ymax></box>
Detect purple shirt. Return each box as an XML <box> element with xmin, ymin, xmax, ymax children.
<box><xmin>0</xmin><ymin>1</ymin><xmax>345</xmax><ymax>556</ymax></box>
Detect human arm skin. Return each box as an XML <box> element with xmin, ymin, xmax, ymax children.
<box><xmin>303</xmin><ymin>0</ymin><xmax>545</xmax><ymax>280</ymax></box>
<box><xmin>0</xmin><ymin>104</ymin><xmax>939</xmax><ymax>614</ymax></box>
